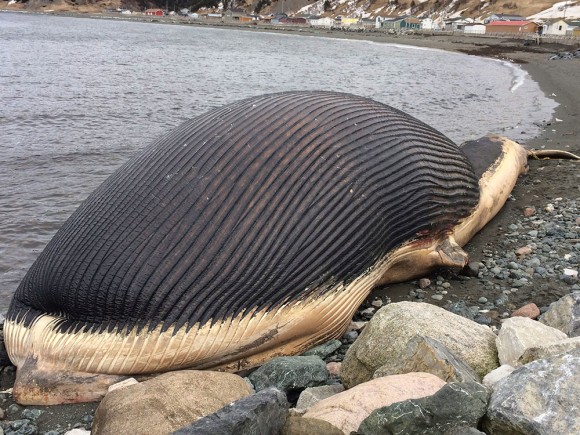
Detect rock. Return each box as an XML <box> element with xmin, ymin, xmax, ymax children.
<box><xmin>540</xmin><ymin>291</ymin><xmax>580</xmax><ymax>337</ymax></box>
<box><xmin>20</xmin><ymin>408</ymin><xmax>43</xmax><ymax>421</ymax></box>
<box><xmin>445</xmin><ymin>428</ymin><xmax>486</xmax><ymax>435</ymax></box>
<box><xmin>296</xmin><ymin>385</ymin><xmax>345</xmax><ymax>410</ymax></box>
<box><xmin>281</xmin><ymin>416</ymin><xmax>343</xmax><ymax>435</ymax></box>
<box><xmin>496</xmin><ymin>317</ymin><xmax>568</xmax><ymax>367</ymax></box>
<box><xmin>518</xmin><ymin>336</ymin><xmax>580</xmax><ymax>365</ymax></box>
<box><xmin>482</xmin><ymin>365</ymin><xmax>516</xmax><ymax>389</ymax></box>
<box><xmin>4</xmin><ymin>419</ymin><xmax>37</xmax><ymax>435</ymax></box>
<box><xmin>301</xmin><ymin>373</ymin><xmax>444</xmax><ymax>434</ymax></box>
<box><xmin>478</xmin><ymin>297</ymin><xmax>488</xmax><ymax>304</ymax></box>
<box><xmin>484</xmin><ymin>348</ymin><xmax>580</xmax><ymax>434</ymax></box>
<box><xmin>418</xmin><ymin>278</ymin><xmax>431</xmax><ymax>288</ymax></box>
<box><xmin>515</xmin><ymin>246</ymin><xmax>533</xmax><ymax>257</ymax></box>
<box><xmin>445</xmin><ymin>301</ymin><xmax>478</xmax><ymax>321</ymax></box>
<box><xmin>91</xmin><ymin>370</ymin><xmax>252</xmax><ymax>435</ymax></box>
<box><xmin>431</xmin><ymin>294</ymin><xmax>443</xmax><ymax>301</ymax></box>
<box><xmin>342</xmin><ymin>330</ymin><xmax>358</xmax><ymax>343</ymax></box>
<box><xmin>326</xmin><ymin>362</ymin><xmax>341</xmax><ymax>378</ymax></box>
<box><xmin>247</xmin><ymin>356</ymin><xmax>328</xmax><ymax>394</ymax></box>
<box><xmin>462</xmin><ymin>261</ymin><xmax>480</xmax><ymax>277</ymax></box>
<box><xmin>522</xmin><ymin>206</ymin><xmax>536</xmax><ymax>217</ymax></box>
<box><xmin>303</xmin><ymin>340</ymin><xmax>342</xmax><ymax>359</ymax></box>
<box><xmin>341</xmin><ymin>302</ymin><xmax>498</xmax><ymax>388</ymax></box>
<box><xmin>172</xmin><ymin>388</ymin><xmax>289</xmax><ymax>435</ymax></box>
<box><xmin>107</xmin><ymin>377</ymin><xmax>138</xmax><ymax>392</ymax></box>
<box><xmin>359</xmin><ymin>307</ymin><xmax>375</xmax><ymax>319</ymax></box>
<box><xmin>371</xmin><ymin>298</ymin><xmax>383</xmax><ymax>308</ymax></box>
<box><xmin>357</xmin><ymin>382</ymin><xmax>490</xmax><ymax>435</ymax></box>
<box><xmin>372</xmin><ymin>335</ymin><xmax>480</xmax><ymax>383</ymax></box>
<box><xmin>510</xmin><ymin>303</ymin><xmax>540</xmax><ymax>319</ymax></box>
<box><xmin>64</xmin><ymin>430</ymin><xmax>91</xmax><ymax>435</ymax></box>
<box><xmin>346</xmin><ymin>321</ymin><xmax>367</xmax><ymax>333</ymax></box>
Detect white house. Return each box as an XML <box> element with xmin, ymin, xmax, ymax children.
<box><xmin>310</xmin><ymin>17</ymin><xmax>335</xmax><ymax>28</ymax></box>
<box><xmin>463</xmin><ymin>23</ymin><xmax>486</xmax><ymax>34</ymax></box>
<box><xmin>421</xmin><ymin>18</ymin><xmax>442</xmax><ymax>31</ymax></box>
<box><xmin>542</xmin><ymin>19</ymin><xmax>573</xmax><ymax>36</ymax></box>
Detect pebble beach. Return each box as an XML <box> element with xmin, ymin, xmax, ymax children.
<box><xmin>0</xmin><ymin>12</ymin><xmax>579</xmax><ymax>434</ymax></box>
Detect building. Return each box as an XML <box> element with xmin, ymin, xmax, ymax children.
<box><xmin>421</xmin><ymin>18</ymin><xmax>442</xmax><ymax>31</ymax></box>
<box><xmin>310</xmin><ymin>17</ymin><xmax>334</xmax><ymax>28</ymax></box>
<box><xmin>381</xmin><ymin>16</ymin><xmax>421</xmax><ymax>31</ymax></box>
<box><xmin>485</xmin><ymin>13</ymin><xmax>525</xmax><ymax>23</ymax></box>
<box><xmin>144</xmin><ymin>9</ymin><xmax>164</xmax><ymax>16</ymax></box>
<box><xmin>485</xmin><ymin>21</ymin><xmax>539</xmax><ymax>34</ymax></box>
<box><xmin>463</xmin><ymin>23</ymin><xmax>486</xmax><ymax>35</ymax></box>
<box><xmin>542</xmin><ymin>19</ymin><xmax>580</xmax><ymax>36</ymax></box>
<box><xmin>444</xmin><ymin>17</ymin><xmax>473</xmax><ymax>32</ymax></box>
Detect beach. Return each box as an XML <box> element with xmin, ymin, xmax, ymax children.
<box><xmin>0</xmin><ymin>12</ymin><xmax>579</xmax><ymax>433</ymax></box>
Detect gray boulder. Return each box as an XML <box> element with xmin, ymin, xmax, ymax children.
<box><xmin>296</xmin><ymin>384</ymin><xmax>344</xmax><ymax>411</ymax></box>
<box><xmin>341</xmin><ymin>302</ymin><xmax>498</xmax><ymax>388</ymax></box>
<box><xmin>484</xmin><ymin>348</ymin><xmax>580</xmax><ymax>434</ymax></box>
<box><xmin>372</xmin><ymin>335</ymin><xmax>481</xmax><ymax>383</ymax></box>
<box><xmin>357</xmin><ymin>381</ymin><xmax>490</xmax><ymax>435</ymax></box>
<box><xmin>518</xmin><ymin>336</ymin><xmax>580</xmax><ymax>365</ymax></box>
<box><xmin>172</xmin><ymin>388</ymin><xmax>289</xmax><ymax>435</ymax></box>
<box><xmin>247</xmin><ymin>356</ymin><xmax>328</xmax><ymax>393</ymax></box>
<box><xmin>302</xmin><ymin>340</ymin><xmax>342</xmax><ymax>359</ymax></box>
<box><xmin>496</xmin><ymin>317</ymin><xmax>568</xmax><ymax>367</ymax></box>
<box><xmin>539</xmin><ymin>291</ymin><xmax>580</xmax><ymax>337</ymax></box>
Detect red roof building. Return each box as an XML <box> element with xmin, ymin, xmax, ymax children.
<box><xmin>485</xmin><ymin>20</ymin><xmax>539</xmax><ymax>34</ymax></box>
<box><xmin>144</xmin><ymin>9</ymin><xmax>164</xmax><ymax>17</ymax></box>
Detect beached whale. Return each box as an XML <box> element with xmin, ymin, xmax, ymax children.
<box><xmin>3</xmin><ymin>91</ymin><xmax>543</xmax><ymax>405</ymax></box>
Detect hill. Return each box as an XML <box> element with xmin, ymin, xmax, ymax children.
<box><xmin>1</xmin><ymin>0</ymin><xmax>579</xmax><ymax>20</ymax></box>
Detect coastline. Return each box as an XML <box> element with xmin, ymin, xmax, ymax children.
<box><xmin>0</xmin><ymin>10</ymin><xmax>579</xmax><ymax>433</ymax></box>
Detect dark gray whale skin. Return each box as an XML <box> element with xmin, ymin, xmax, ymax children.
<box><xmin>7</xmin><ymin>91</ymin><xmax>479</xmax><ymax>337</ymax></box>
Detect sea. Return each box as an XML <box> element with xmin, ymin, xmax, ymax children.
<box><xmin>0</xmin><ymin>12</ymin><xmax>558</xmax><ymax>314</ymax></box>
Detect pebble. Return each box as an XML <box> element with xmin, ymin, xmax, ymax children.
<box><xmin>511</xmin><ymin>303</ymin><xmax>540</xmax><ymax>319</ymax></box>
<box><xmin>418</xmin><ymin>278</ymin><xmax>431</xmax><ymax>289</ymax></box>
<box><xmin>522</xmin><ymin>206</ymin><xmax>536</xmax><ymax>217</ymax></box>
<box><xmin>478</xmin><ymin>297</ymin><xmax>488</xmax><ymax>304</ymax></box>
<box><xmin>442</xmin><ymin>282</ymin><xmax>451</xmax><ymax>289</ymax></box>
<box><xmin>342</xmin><ymin>331</ymin><xmax>358</xmax><ymax>344</ymax></box>
<box><xmin>431</xmin><ymin>294</ymin><xmax>443</xmax><ymax>301</ymax></box>
<box><xmin>371</xmin><ymin>299</ymin><xmax>383</xmax><ymax>308</ymax></box>
<box><xmin>515</xmin><ymin>246</ymin><xmax>533</xmax><ymax>256</ymax></box>
<box><xmin>360</xmin><ymin>308</ymin><xmax>375</xmax><ymax>319</ymax></box>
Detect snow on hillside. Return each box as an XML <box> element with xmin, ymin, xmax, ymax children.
<box><xmin>528</xmin><ymin>1</ymin><xmax>580</xmax><ymax>19</ymax></box>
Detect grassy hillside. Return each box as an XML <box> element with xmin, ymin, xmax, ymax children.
<box><xmin>0</xmin><ymin>0</ymin><xmax>573</xmax><ymax>20</ymax></box>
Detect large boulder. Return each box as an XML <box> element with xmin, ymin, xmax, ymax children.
<box><xmin>483</xmin><ymin>348</ymin><xmax>580</xmax><ymax>434</ymax></box>
<box><xmin>296</xmin><ymin>385</ymin><xmax>345</xmax><ymax>411</ymax></box>
<box><xmin>247</xmin><ymin>356</ymin><xmax>328</xmax><ymax>393</ymax></box>
<box><xmin>372</xmin><ymin>335</ymin><xmax>480</xmax><ymax>383</ymax></box>
<box><xmin>281</xmin><ymin>416</ymin><xmax>344</xmax><ymax>435</ymax></box>
<box><xmin>341</xmin><ymin>302</ymin><xmax>498</xmax><ymax>387</ymax></box>
<box><xmin>357</xmin><ymin>382</ymin><xmax>490</xmax><ymax>435</ymax></box>
<box><xmin>172</xmin><ymin>387</ymin><xmax>289</xmax><ymax>435</ymax></box>
<box><xmin>496</xmin><ymin>317</ymin><xmax>567</xmax><ymax>366</ymax></box>
<box><xmin>539</xmin><ymin>291</ymin><xmax>580</xmax><ymax>337</ymax></box>
<box><xmin>482</xmin><ymin>365</ymin><xmax>515</xmax><ymax>390</ymax></box>
<box><xmin>301</xmin><ymin>372</ymin><xmax>445</xmax><ymax>434</ymax></box>
<box><xmin>518</xmin><ymin>336</ymin><xmax>580</xmax><ymax>365</ymax></box>
<box><xmin>92</xmin><ymin>370</ymin><xmax>252</xmax><ymax>435</ymax></box>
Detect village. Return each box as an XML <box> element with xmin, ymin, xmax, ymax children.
<box><xmin>130</xmin><ymin>8</ymin><xmax>580</xmax><ymax>40</ymax></box>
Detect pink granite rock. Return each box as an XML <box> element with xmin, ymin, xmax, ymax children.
<box><xmin>511</xmin><ymin>303</ymin><xmax>540</xmax><ymax>319</ymax></box>
<box><xmin>301</xmin><ymin>373</ymin><xmax>445</xmax><ymax>434</ymax></box>
<box><xmin>326</xmin><ymin>362</ymin><xmax>341</xmax><ymax>378</ymax></box>
<box><xmin>522</xmin><ymin>207</ymin><xmax>536</xmax><ymax>217</ymax></box>
<box><xmin>515</xmin><ymin>246</ymin><xmax>533</xmax><ymax>257</ymax></box>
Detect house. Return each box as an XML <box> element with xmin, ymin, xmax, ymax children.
<box><xmin>484</xmin><ymin>13</ymin><xmax>525</xmax><ymax>23</ymax></box>
<box><xmin>485</xmin><ymin>20</ymin><xmax>539</xmax><ymax>34</ymax></box>
<box><xmin>463</xmin><ymin>23</ymin><xmax>486</xmax><ymax>35</ymax></box>
<box><xmin>144</xmin><ymin>9</ymin><xmax>164</xmax><ymax>16</ymax></box>
<box><xmin>360</xmin><ymin>18</ymin><xmax>376</xmax><ymax>29</ymax></box>
<box><xmin>310</xmin><ymin>17</ymin><xmax>335</xmax><ymax>28</ymax></box>
<box><xmin>381</xmin><ymin>16</ymin><xmax>421</xmax><ymax>31</ymax></box>
<box><xmin>444</xmin><ymin>17</ymin><xmax>473</xmax><ymax>32</ymax></box>
<box><xmin>421</xmin><ymin>18</ymin><xmax>442</xmax><ymax>31</ymax></box>
<box><xmin>542</xmin><ymin>19</ymin><xmax>578</xmax><ymax>36</ymax></box>
<box><xmin>340</xmin><ymin>17</ymin><xmax>360</xmax><ymax>27</ymax></box>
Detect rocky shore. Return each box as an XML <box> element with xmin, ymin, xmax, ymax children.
<box><xmin>1</xmin><ymin>12</ymin><xmax>579</xmax><ymax>435</ymax></box>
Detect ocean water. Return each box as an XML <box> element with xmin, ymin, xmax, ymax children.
<box><xmin>0</xmin><ymin>12</ymin><xmax>557</xmax><ymax>312</ymax></box>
